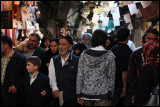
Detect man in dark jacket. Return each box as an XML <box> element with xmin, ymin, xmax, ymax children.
<box><xmin>20</xmin><ymin>33</ymin><xmax>47</xmax><ymax>75</ymax></box>
<box><xmin>1</xmin><ymin>35</ymin><xmax>27</xmax><ymax>106</ymax></box>
<box><xmin>48</xmin><ymin>36</ymin><xmax>80</xmax><ymax>106</ymax></box>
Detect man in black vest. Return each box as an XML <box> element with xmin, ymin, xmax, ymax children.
<box><xmin>48</xmin><ymin>36</ymin><xmax>80</xmax><ymax>106</ymax></box>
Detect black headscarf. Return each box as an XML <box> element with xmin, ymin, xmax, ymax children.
<box><xmin>73</xmin><ymin>43</ymin><xmax>87</xmax><ymax>57</ymax></box>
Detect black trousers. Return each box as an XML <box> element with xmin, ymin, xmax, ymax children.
<box><xmin>1</xmin><ymin>85</ymin><xmax>8</xmax><ymax>106</ymax></box>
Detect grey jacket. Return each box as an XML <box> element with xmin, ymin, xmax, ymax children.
<box><xmin>76</xmin><ymin>49</ymin><xmax>116</xmax><ymax>99</ymax></box>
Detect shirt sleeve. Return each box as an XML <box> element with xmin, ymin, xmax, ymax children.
<box><xmin>48</xmin><ymin>58</ymin><xmax>58</xmax><ymax>92</ymax></box>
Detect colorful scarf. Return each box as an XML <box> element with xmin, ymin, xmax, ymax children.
<box><xmin>142</xmin><ymin>42</ymin><xmax>159</xmax><ymax>68</ymax></box>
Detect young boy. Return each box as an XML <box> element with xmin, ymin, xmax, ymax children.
<box><xmin>9</xmin><ymin>56</ymin><xmax>52</xmax><ymax>106</ymax></box>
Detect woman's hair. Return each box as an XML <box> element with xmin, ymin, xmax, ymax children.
<box><xmin>105</xmin><ymin>36</ymin><xmax>117</xmax><ymax>50</ymax></box>
<box><xmin>73</xmin><ymin>43</ymin><xmax>87</xmax><ymax>56</ymax></box>
<box><xmin>47</xmin><ymin>38</ymin><xmax>59</xmax><ymax>54</ymax></box>
<box><xmin>50</xmin><ymin>38</ymin><xmax>59</xmax><ymax>45</ymax></box>
<box><xmin>40</xmin><ymin>36</ymin><xmax>51</xmax><ymax>49</ymax></box>
<box><xmin>91</xmin><ymin>29</ymin><xmax>108</xmax><ymax>47</ymax></box>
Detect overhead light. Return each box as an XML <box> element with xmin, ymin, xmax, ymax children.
<box><xmin>80</xmin><ymin>1</ymin><xmax>87</xmax><ymax>4</ymax></box>
<box><xmin>100</xmin><ymin>1</ymin><xmax>103</xmax><ymax>6</ymax></box>
<box><xmin>96</xmin><ymin>1</ymin><xmax>98</xmax><ymax>5</ymax></box>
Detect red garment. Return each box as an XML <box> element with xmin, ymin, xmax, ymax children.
<box><xmin>142</xmin><ymin>42</ymin><xmax>159</xmax><ymax>68</ymax></box>
<box><xmin>13</xmin><ymin>1</ymin><xmax>18</xmax><ymax>11</ymax></box>
<box><xmin>16</xmin><ymin>5</ymin><xmax>22</xmax><ymax>21</ymax></box>
<box><xmin>12</xmin><ymin>29</ymin><xmax>16</xmax><ymax>46</ymax></box>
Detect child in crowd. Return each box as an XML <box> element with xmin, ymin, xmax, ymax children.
<box><xmin>73</xmin><ymin>43</ymin><xmax>87</xmax><ymax>57</ymax></box>
<box><xmin>9</xmin><ymin>56</ymin><xmax>52</xmax><ymax>106</ymax></box>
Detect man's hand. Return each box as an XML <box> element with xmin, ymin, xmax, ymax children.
<box><xmin>120</xmin><ymin>87</ymin><xmax>127</xmax><ymax>98</ymax></box>
<box><xmin>77</xmin><ymin>98</ymin><xmax>84</xmax><ymax>105</ymax></box>
<box><xmin>9</xmin><ymin>85</ymin><xmax>17</xmax><ymax>93</ymax></box>
<box><xmin>52</xmin><ymin>90</ymin><xmax>59</xmax><ymax>98</ymax></box>
<box><xmin>131</xmin><ymin>96</ymin><xmax>134</xmax><ymax>103</ymax></box>
<box><xmin>41</xmin><ymin>90</ymin><xmax>46</xmax><ymax>96</ymax></box>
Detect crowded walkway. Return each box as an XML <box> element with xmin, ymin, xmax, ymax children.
<box><xmin>1</xmin><ymin>1</ymin><xmax>159</xmax><ymax>106</ymax></box>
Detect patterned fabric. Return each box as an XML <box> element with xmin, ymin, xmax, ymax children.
<box><xmin>76</xmin><ymin>50</ymin><xmax>116</xmax><ymax>99</ymax></box>
<box><xmin>16</xmin><ymin>5</ymin><xmax>22</xmax><ymax>21</ymax></box>
<box><xmin>9</xmin><ymin>1</ymin><xmax>13</xmax><ymax>11</ymax></box>
<box><xmin>142</xmin><ymin>42</ymin><xmax>159</xmax><ymax>68</ymax></box>
<box><xmin>1</xmin><ymin>53</ymin><xmax>14</xmax><ymax>84</ymax></box>
<box><xmin>21</xmin><ymin>5</ymin><xmax>30</xmax><ymax>21</ymax></box>
<box><xmin>30</xmin><ymin>6</ymin><xmax>37</xmax><ymax>25</ymax></box>
<box><xmin>27</xmin><ymin>1</ymin><xmax>34</xmax><ymax>5</ymax></box>
<box><xmin>1</xmin><ymin>11</ymin><xmax>13</xmax><ymax>29</ymax></box>
<box><xmin>1</xmin><ymin>1</ymin><xmax>10</xmax><ymax>11</ymax></box>
<box><xmin>12</xmin><ymin>1</ymin><xmax>18</xmax><ymax>11</ymax></box>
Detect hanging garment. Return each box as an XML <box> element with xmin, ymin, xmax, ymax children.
<box><xmin>1</xmin><ymin>1</ymin><xmax>10</xmax><ymax>11</ymax></box>
<box><xmin>105</xmin><ymin>20</ymin><xmax>114</xmax><ymax>31</ymax></box>
<box><xmin>16</xmin><ymin>5</ymin><xmax>22</xmax><ymax>21</ymax></box>
<box><xmin>30</xmin><ymin>6</ymin><xmax>37</xmax><ymax>25</ymax></box>
<box><xmin>9</xmin><ymin>1</ymin><xmax>13</xmax><ymax>11</ymax></box>
<box><xmin>1</xmin><ymin>11</ymin><xmax>13</xmax><ymax>29</ymax></box>
<box><xmin>12</xmin><ymin>1</ymin><xmax>18</xmax><ymax>11</ymax></box>
<box><xmin>12</xmin><ymin>29</ymin><xmax>16</xmax><ymax>46</ymax></box>
<box><xmin>21</xmin><ymin>5</ymin><xmax>30</xmax><ymax>21</ymax></box>
<box><xmin>14</xmin><ymin>1</ymin><xmax>20</xmax><ymax>5</ymax></box>
<box><xmin>27</xmin><ymin>1</ymin><xmax>34</xmax><ymax>5</ymax></box>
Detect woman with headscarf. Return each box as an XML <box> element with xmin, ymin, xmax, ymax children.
<box><xmin>105</xmin><ymin>36</ymin><xmax>117</xmax><ymax>50</ymax></box>
<box><xmin>41</xmin><ymin>38</ymin><xmax>59</xmax><ymax>76</ymax></box>
<box><xmin>81</xmin><ymin>33</ymin><xmax>92</xmax><ymax>49</ymax></box>
<box><xmin>40</xmin><ymin>36</ymin><xmax>51</xmax><ymax>50</ymax></box>
<box><xmin>44</xmin><ymin>38</ymin><xmax>60</xmax><ymax>106</ymax></box>
<box><xmin>73</xmin><ymin>43</ymin><xmax>87</xmax><ymax>57</ymax></box>
<box><xmin>133</xmin><ymin>42</ymin><xmax>159</xmax><ymax>106</ymax></box>
<box><xmin>45</xmin><ymin>38</ymin><xmax>59</xmax><ymax>68</ymax></box>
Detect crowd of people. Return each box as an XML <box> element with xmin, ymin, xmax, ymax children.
<box><xmin>1</xmin><ymin>26</ymin><xmax>159</xmax><ymax>106</ymax></box>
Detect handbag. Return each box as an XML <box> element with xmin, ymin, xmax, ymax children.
<box><xmin>143</xmin><ymin>64</ymin><xmax>159</xmax><ymax>106</ymax></box>
<box><xmin>143</xmin><ymin>85</ymin><xmax>159</xmax><ymax>106</ymax></box>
